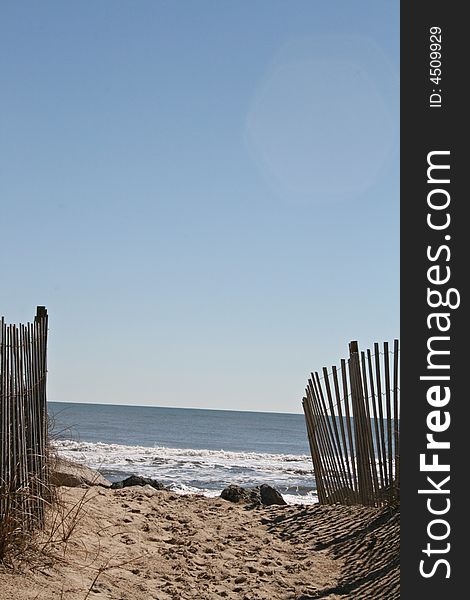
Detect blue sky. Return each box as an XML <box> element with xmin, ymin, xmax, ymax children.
<box><xmin>1</xmin><ymin>1</ymin><xmax>399</xmax><ymax>413</ymax></box>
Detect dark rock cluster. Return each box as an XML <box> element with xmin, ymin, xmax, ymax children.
<box><xmin>110</xmin><ymin>475</ymin><xmax>166</xmax><ymax>490</ymax></box>
<box><xmin>220</xmin><ymin>483</ymin><xmax>287</xmax><ymax>506</ymax></box>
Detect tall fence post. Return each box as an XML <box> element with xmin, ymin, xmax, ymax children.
<box><xmin>349</xmin><ymin>341</ymin><xmax>374</xmax><ymax>505</ymax></box>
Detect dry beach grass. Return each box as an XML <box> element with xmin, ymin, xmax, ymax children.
<box><xmin>0</xmin><ymin>486</ymin><xmax>399</xmax><ymax>600</ymax></box>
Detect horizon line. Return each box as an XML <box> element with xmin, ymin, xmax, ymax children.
<box><xmin>47</xmin><ymin>399</ymin><xmax>304</xmax><ymax>416</ymax></box>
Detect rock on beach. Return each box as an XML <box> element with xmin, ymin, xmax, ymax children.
<box><xmin>49</xmin><ymin>457</ymin><xmax>111</xmax><ymax>488</ymax></box>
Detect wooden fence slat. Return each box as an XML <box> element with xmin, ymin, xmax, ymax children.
<box><xmin>360</xmin><ymin>351</ymin><xmax>380</xmax><ymax>500</ymax></box>
<box><xmin>366</xmin><ymin>348</ymin><xmax>385</xmax><ymax>490</ymax></box>
<box><xmin>332</xmin><ymin>366</ymin><xmax>354</xmax><ymax>491</ymax></box>
<box><xmin>383</xmin><ymin>342</ymin><xmax>393</xmax><ymax>493</ymax></box>
<box><xmin>374</xmin><ymin>343</ymin><xmax>388</xmax><ymax>488</ymax></box>
<box><xmin>340</xmin><ymin>359</ymin><xmax>357</xmax><ymax>493</ymax></box>
<box><xmin>393</xmin><ymin>339</ymin><xmax>400</xmax><ymax>490</ymax></box>
<box><xmin>349</xmin><ymin>342</ymin><xmax>374</xmax><ymax>505</ymax></box>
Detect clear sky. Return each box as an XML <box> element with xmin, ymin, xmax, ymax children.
<box><xmin>1</xmin><ymin>1</ymin><xmax>399</xmax><ymax>413</ymax></box>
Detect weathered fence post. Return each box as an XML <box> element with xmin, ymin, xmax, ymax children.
<box><xmin>349</xmin><ymin>341</ymin><xmax>374</xmax><ymax>505</ymax></box>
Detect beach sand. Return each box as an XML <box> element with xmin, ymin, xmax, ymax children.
<box><xmin>0</xmin><ymin>486</ymin><xmax>399</xmax><ymax>600</ymax></box>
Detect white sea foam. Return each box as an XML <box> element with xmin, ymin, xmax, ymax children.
<box><xmin>281</xmin><ymin>492</ymin><xmax>318</xmax><ymax>505</ymax></box>
<box><xmin>52</xmin><ymin>440</ymin><xmax>312</xmax><ymax>475</ymax></box>
<box><xmin>52</xmin><ymin>439</ymin><xmax>317</xmax><ymax>505</ymax></box>
<box><xmin>54</xmin><ymin>439</ymin><xmax>309</xmax><ymax>463</ymax></box>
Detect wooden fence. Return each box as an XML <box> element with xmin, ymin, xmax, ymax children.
<box><xmin>0</xmin><ymin>306</ymin><xmax>49</xmax><ymax>529</ymax></box>
<box><xmin>302</xmin><ymin>340</ymin><xmax>399</xmax><ymax>507</ymax></box>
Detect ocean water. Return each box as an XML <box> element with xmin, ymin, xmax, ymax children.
<box><xmin>48</xmin><ymin>402</ymin><xmax>316</xmax><ymax>504</ymax></box>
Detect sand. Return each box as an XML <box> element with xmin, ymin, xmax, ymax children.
<box><xmin>0</xmin><ymin>486</ymin><xmax>399</xmax><ymax>600</ymax></box>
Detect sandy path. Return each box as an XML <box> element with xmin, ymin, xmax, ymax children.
<box><xmin>0</xmin><ymin>486</ymin><xmax>342</xmax><ymax>600</ymax></box>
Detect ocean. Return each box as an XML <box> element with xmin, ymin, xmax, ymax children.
<box><xmin>48</xmin><ymin>402</ymin><xmax>316</xmax><ymax>505</ymax></box>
